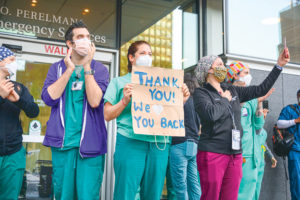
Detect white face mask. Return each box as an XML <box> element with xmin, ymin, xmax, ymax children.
<box><xmin>74</xmin><ymin>38</ymin><xmax>91</xmax><ymax>57</ymax></box>
<box><xmin>239</xmin><ymin>74</ymin><xmax>252</xmax><ymax>86</ymax></box>
<box><xmin>5</xmin><ymin>61</ymin><xmax>17</xmax><ymax>77</ymax></box>
<box><xmin>135</xmin><ymin>55</ymin><xmax>152</xmax><ymax>67</ymax></box>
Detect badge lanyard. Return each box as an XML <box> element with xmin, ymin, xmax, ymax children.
<box><xmin>72</xmin><ymin>66</ymin><xmax>83</xmax><ymax>91</ymax></box>
<box><xmin>227</xmin><ymin>105</ymin><xmax>241</xmax><ymax>150</ymax></box>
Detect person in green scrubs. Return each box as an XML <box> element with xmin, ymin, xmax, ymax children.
<box><xmin>255</xmin><ymin>109</ymin><xmax>277</xmax><ymax>200</ymax></box>
<box><xmin>104</xmin><ymin>40</ymin><xmax>190</xmax><ymax>200</ymax></box>
<box><xmin>0</xmin><ymin>46</ymin><xmax>39</xmax><ymax>200</ymax></box>
<box><xmin>42</xmin><ymin>21</ymin><xmax>109</xmax><ymax>200</ymax></box>
<box><xmin>226</xmin><ymin>61</ymin><xmax>274</xmax><ymax>200</ymax></box>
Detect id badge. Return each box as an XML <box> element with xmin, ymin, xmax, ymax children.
<box><xmin>185</xmin><ymin>140</ymin><xmax>197</xmax><ymax>156</ymax></box>
<box><xmin>71</xmin><ymin>81</ymin><xmax>83</xmax><ymax>91</ymax></box>
<box><xmin>232</xmin><ymin>129</ymin><xmax>241</xmax><ymax>150</ymax></box>
<box><xmin>242</xmin><ymin>108</ymin><xmax>248</xmax><ymax>117</ymax></box>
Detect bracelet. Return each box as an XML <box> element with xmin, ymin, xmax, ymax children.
<box><xmin>121</xmin><ymin>98</ymin><xmax>127</xmax><ymax>106</ymax></box>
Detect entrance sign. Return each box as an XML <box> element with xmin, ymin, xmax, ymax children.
<box><xmin>131</xmin><ymin>66</ymin><xmax>185</xmax><ymax>137</ymax></box>
<box><xmin>0</xmin><ymin>6</ymin><xmax>106</xmax><ymax>45</ymax></box>
<box><xmin>29</xmin><ymin>120</ymin><xmax>41</xmax><ymax>136</ymax></box>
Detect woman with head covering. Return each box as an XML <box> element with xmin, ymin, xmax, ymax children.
<box><xmin>193</xmin><ymin>48</ymin><xmax>290</xmax><ymax>200</ymax></box>
<box><xmin>0</xmin><ymin>46</ymin><xmax>39</xmax><ymax>199</ymax></box>
<box><xmin>226</xmin><ymin>61</ymin><xmax>274</xmax><ymax>200</ymax></box>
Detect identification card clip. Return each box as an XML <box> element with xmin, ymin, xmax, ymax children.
<box><xmin>232</xmin><ymin>129</ymin><xmax>241</xmax><ymax>150</ymax></box>
<box><xmin>71</xmin><ymin>81</ymin><xmax>83</xmax><ymax>91</ymax></box>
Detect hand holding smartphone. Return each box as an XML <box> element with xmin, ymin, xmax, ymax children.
<box><xmin>284</xmin><ymin>37</ymin><xmax>288</xmax><ymax>58</ymax></box>
<box><xmin>263</xmin><ymin>100</ymin><xmax>269</xmax><ymax>110</ymax></box>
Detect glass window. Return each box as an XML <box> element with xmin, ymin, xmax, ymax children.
<box><xmin>182</xmin><ymin>2</ymin><xmax>199</xmax><ymax>69</ymax></box>
<box><xmin>204</xmin><ymin>0</ymin><xmax>224</xmax><ymax>56</ymax></box>
<box><xmin>16</xmin><ymin>60</ymin><xmax>53</xmax><ymax>198</ymax></box>
<box><xmin>226</xmin><ymin>0</ymin><xmax>300</xmax><ymax>64</ymax></box>
<box><xmin>120</xmin><ymin>0</ymin><xmax>199</xmax><ymax>76</ymax></box>
<box><xmin>0</xmin><ymin>0</ymin><xmax>117</xmax><ymax>48</ymax></box>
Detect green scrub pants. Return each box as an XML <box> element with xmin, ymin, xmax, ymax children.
<box><xmin>166</xmin><ymin>159</ymin><xmax>177</xmax><ymax>200</ymax></box>
<box><xmin>0</xmin><ymin>147</ymin><xmax>26</xmax><ymax>200</ymax></box>
<box><xmin>51</xmin><ymin>148</ymin><xmax>105</xmax><ymax>200</ymax></box>
<box><xmin>254</xmin><ymin>158</ymin><xmax>265</xmax><ymax>200</ymax></box>
<box><xmin>114</xmin><ymin>134</ymin><xmax>170</xmax><ymax>200</ymax></box>
<box><xmin>238</xmin><ymin>157</ymin><xmax>258</xmax><ymax>200</ymax></box>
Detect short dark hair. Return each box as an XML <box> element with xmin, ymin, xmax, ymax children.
<box><xmin>127</xmin><ymin>40</ymin><xmax>151</xmax><ymax>72</ymax></box>
<box><xmin>184</xmin><ymin>72</ymin><xmax>199</xmax><ymax>95</ymax></box>
<box><xmin>65</xmin><ymin>21</ymin><xmax>88</xmax><ymax>43</ymax></box>
<box><xmin>297</xmin><ymin>89</ymin><xmax>300</xmax><ymax>96</ymax></box>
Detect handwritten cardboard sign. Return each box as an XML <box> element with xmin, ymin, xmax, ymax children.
<box><xmin>131</xmin><ymin>66</ymin><xmax>185</xmax><ymax>136</ymax></box>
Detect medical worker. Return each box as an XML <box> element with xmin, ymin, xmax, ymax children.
<box><xmin>277</xmin><ymin>89</ymin><xmax>300</xmax><ymax>200</ymax></box>
<box><xmin>0</xmin><ymin>46</ymin><xmax>39</xmax><ymax>199</ymax></box>
<box><xmin>226</xmin><ymin>61</ymin><xmax>274</xmax><ymax>200</ymax></box>
<box><xmin>193</xmin><ymin>48</ymin><xmax>289</xmax><ymax>200</ymax></box>
<box><xmin>104</xmin><ymin>40</ymin><xmax>190</xmax><ymax>200</ymax></box>
<box><xmin>42</xmin><ymin>21</ymin><xmax>109</xmax><ymax>199</ymax></box>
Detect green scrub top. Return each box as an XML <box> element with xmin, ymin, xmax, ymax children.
<box><xmin>241</xmin><ymin>99</ymin><xmax>264</xmax><ymax>164</ymax></box>
<box><xmin>104</xmin><ymin>73</ymin><xmax>169</xmax><ymax>143</ymax></box>
<box><xmin>63</xmin><ymin>65</ymin><xmax>85</xmax><ymax>149</ymax></box>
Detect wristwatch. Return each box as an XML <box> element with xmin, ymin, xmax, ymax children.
<box><xmin>84</xmin><ymin>70</ymin><xmax>95</xmax><ymax>75</ymax></box>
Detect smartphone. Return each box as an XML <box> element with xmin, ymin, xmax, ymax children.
<box><xmin>263</xmin><ymin>100</ymin><xmax>269</xmax><ymax>110</ymax></box>
<box><xmin>284</xmin><ymin>37</ymin><xmax>288</xmax><ymax>58</ymax></box>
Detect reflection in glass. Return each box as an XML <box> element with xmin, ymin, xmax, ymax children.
<box><xmin>17</xmin><ymin>61</ymin><xmax>52</xmax><ymax>199</ymax></box>
<box><xmin>226</xmin><ymin>0</ymin><xmax>300</xmax><ymax>64</ymax></box>
<box><xmin>0</xmin><ymin>0</ymin><xmax>117</xmax><ymax>48</ymax></box>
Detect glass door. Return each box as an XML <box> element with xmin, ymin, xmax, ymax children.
<box><xmin>0</xmin><ymin>36</ymin><xmax>118</xmax><ymax>200</ymax></box>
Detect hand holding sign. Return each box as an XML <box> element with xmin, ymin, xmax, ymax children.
<box><xmin>123</xmin><ymin>83</ymin><xmax>133</xmax><ymax>105</ymax></box>
<box><xmin>182</xmin><ymin>83</ymin><xmax>190</xmax><ymax>104</ymax></box>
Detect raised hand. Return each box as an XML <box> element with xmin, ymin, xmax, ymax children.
<box><xmin>83</xmin><ymin>42</ymin><xmax>96</xmax><ymax>70</ymax></box>
<box><xmin>7</xmin><ymin>90</ymin><xmax>20</xmax><ymax>102</ymax></box>
<box><xmin>64</xmin><ymin>47</ymin><xmax>75</xmax><ymax>72</ymax></box>
<box><xmin>0</xmin><ymin>79</ymin><xmax>14</xmax><ymax>99</ymax></box>
<box><xmin>258</xmin><ymin>88</ymin><xmax>275</xmax><ymax>102</ymax></box>
<box><xmin>277</xmin><ymin>48</ymin><xmax>290</xmax><ymax>67</ymax></box>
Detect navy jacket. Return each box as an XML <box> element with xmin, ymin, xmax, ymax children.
<box><xmin>0</xmin><ymin>81</ymin><xmax>39</xmax><ymax>156</ymax></box>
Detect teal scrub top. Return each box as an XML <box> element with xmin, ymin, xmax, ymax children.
<box><xmin>241</xmin><ymin>99</ymin><xmax>265</xmax><ymax>162</ymax></box>
<box><xmin>104</xmin><ymin>73</ymin><xmax>169</xmax><ymax>143</ymax></box>
<box><xmin>63</xmin><ymin>65</ymin><xmax>85</xmax><ymax>149</ymax></box>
